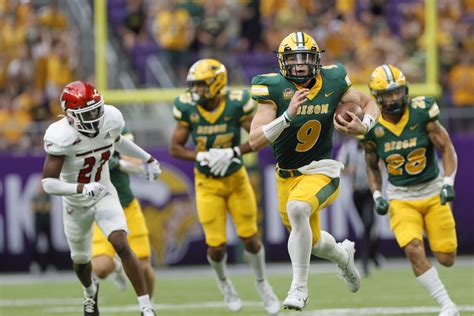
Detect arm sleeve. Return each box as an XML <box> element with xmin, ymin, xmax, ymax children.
<box><xmin>173</xmin><ymin>96</ymin><xmax>190</xmax><ymax>126</ymax></box>
<box><xmin>115</xmin><ymin>135</ymin><xmax>152</xmax><ymax>162</ymax></box>
<box><xmin>42</xmin><ymin>178</ymin><xmax>78</xmax><ymax>196</ymax></box>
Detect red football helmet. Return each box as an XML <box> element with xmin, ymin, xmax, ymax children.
<box><xmin>60</xmin><ymin>81</ymin><xmax>104</xmax><ymax>135</ymax></box>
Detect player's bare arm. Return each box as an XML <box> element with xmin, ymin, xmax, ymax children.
<box><xmin>363</xmin><ymin>140</ymin><xmax>389</xmax><ymax>214</ymax></box>
<box><xmin>249</xmin><ymin>89</ymin><xmax>308</xmax><ymax>151</ymax></box>
<box><xmin>427</xmin><ymin>120</ymin><xmax>457</xmax><ymax>179</ymax></box>
<box><xmin>334</xmin><ymin>88</ymin><xmax>379</xmax><ymax>136</ymax></box>
<box><xmin>249</xmin><ymin>101</ymin><xmax>277</xmax><ymax>150</ymax></box>
<box><xmin>362</xmin><ymin>141</ymin><xmax>383</xmax><ymax>193</ymax></box>
<box><xmin>238</xmin><ymin>115</ymin><xmax>255</xmax><ymax>155</ymax></box>
<box><xmin>169</xmin><ymin>123</ymin><xmax>198</xmax><ymax>161</ymax></box>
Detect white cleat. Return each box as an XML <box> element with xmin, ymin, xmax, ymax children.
<box><xmin>255</xmin><ymin>280</ymin><xmax>280</xmax><ymax>315</ymax></box>
<box><xmin>283</xmin><ymin>286</ymin><xmax>308</xmax><ymax>311</ymax></box>
<box><xmin>111</xmin><ymin>258</ymin><xmax>127</xmax><ymax>291</ymax></box>
<box><xmin>439</xmin><ymin>304</ymin><xmax>460</xmax><ymax>316</ymax></box>
<box><xmin>140</xmin><ymin>306</ymin><xmax>156</xmax><ymax>316</ymax></box>
<box><xmin>337</xmin><ymin>239</ymin><xmax>361</xmax><ymax>293</ymax></box>
<box><xmin>217</xmin><ymin>278</ymin><xmax>242</xmax><ymax>312</ymax></box>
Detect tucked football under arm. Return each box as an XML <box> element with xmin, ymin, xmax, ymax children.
<box><xmin>115</xmin><ymin>135</ymin><xmax>152</xmax><ymax>162</ymax></box>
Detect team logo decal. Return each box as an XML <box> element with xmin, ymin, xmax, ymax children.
<box><xmin>190</xmin><ymin>113</ymin><xmax>200</xmax><ymax>123</ymax></box>
<box><xmin>375</xmin><ymin>126</ymin><xmax>385</xmax><ymax>138</ymax></box>
<box><xmin>283</xmin><ymin>88</ymin><xmax>294</xmax><ymax>99</ymax></box>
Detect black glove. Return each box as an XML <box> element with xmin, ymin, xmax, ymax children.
<box><xmin>374</xmin><ymin>196</ymin><xmax>389</xmax><ymax>215</ymax></box>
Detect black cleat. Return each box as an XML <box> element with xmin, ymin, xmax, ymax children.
<box><xmin>83</xmin><ymin>280</ymin><xmax>99</xmax><ymax>316</ymax></box>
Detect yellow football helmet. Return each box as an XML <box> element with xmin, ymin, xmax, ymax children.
<box><xmin>369</xmin><ymin>64</ymin><xmax>409</xmax><ymax>114</ymax></box>
<box><xmin>186</xmin><ymin>59</ymin><xmax>227</xmax><ymax>104</ymax></box>
<box><xmin>277</xmin><ymin>32</ymin><xmax>323</xmax><ymax>84</ymax></box>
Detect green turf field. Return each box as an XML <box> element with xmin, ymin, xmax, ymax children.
<box><xmin>1</xmin><ymin>261</ymin><xmax>473</xmax><ymax>316</ymax></box>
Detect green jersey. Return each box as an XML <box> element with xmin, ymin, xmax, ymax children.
<box><xmin>362</xmin><ymin>96</ymin><xmax>441</xmax><ymax>187</ymax></box>
<box><xmin>109</xmin><ymin>127</ymin><xmax>135</xmax><ymax>208</ymax></box>
<box><xmin>251</xmin><ymin>63</ymin><xmax>351</xmax><ymax>169</ymax></box>
<box><xmin>173</xmin><ymin>89</ymin><xmax>256</xmax><ymax>177</ymax></box>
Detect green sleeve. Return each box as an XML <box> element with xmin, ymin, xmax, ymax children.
<box><xmin>235</xmin><ymin>89</ymin><xmax>256</xmax><ymax>121</ymax></box>
<box><xmin>108</xmin><ymin>154</ymin><xmax>120</xmax><ymax>170</ymax></box>
<box><xmin>250</xmin><ymin>73</ymin><xmax>281</xmax><ymax>103</ymax></box>
<box><xmin>173</xmin><ymin>95</ymin><xmax>191</xmax><ymax>126</ymax></box>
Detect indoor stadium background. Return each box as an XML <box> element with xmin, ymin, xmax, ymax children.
<box><xmin>0</xmin><ymin>1</ymin><xmax>473</xmax><ymax>315</ymax></box>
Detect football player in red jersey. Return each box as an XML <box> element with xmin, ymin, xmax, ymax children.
<box><xmin>42</xmin><ymin>81</ymin><xmax>159</xmax><ymax>316</ymax></box>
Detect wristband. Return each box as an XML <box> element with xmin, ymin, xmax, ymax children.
<box><xmin>362</xmin><ymin>114</ymin><xmax>376</xmax><ymax>133</ymax></box>
<box><xmin>373</xmin><ymin>190</ymin><xmax>383</xmax><ymax>201</ymax></box>
<box><xmin>262</xmin><ymin>114</ymin><xmax>290</xmax><ymax>142</ymax></box>
<box><xmin>443</xmin><ymin>176</ymin><xmax>454</xmax><ymax>186</ymax></box>
<box><xmin>232</xmin><ymin>146</ymin><xmax>241</xmax><ymax>157</ymax></box>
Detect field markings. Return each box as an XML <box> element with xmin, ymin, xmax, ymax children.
<box><xmin>0</xmin><ymin>298</ymin><xmax>472</xmax><ymax>315</ymax></box>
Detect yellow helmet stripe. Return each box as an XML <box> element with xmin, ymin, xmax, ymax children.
<box><xmin>382</xmin><ymin>64</ymin><xmax>394</xmax><ymax>84</ymax></box>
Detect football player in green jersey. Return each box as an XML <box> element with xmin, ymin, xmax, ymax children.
<box><xmin>92</xmin><ymin>128</ymin><xmax>155</xmax><ymax>298</ymax></box>
<box><xmin>170</xmin><ymin>59</ymin><xmax>280</xmax><ymax>315</ymax></box>
<box><xmin>362</xmin><ymin>64</ymin><xmax>459</xmax><ymax>316</ymax></box>
<box><xmin>248</xmin><ymin>31</ymin><xmax>380</xmax><ymax>311</ymax></box>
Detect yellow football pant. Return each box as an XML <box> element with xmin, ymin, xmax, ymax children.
<box><xmin>194</xmin><ymin>167</ymin><xmax>258</xmax><ymax>247</ymax></box>
<box><xmin>389</xmin><ymin>194</ymin><xmax>457</xmax><ymax>253</ymax></box>
<box><xmin>277</xmin><ymin>173</ymin><xmax>340</xmax><ymax>244</ymax></box>
<box><xmin>92</xmin><ymin>198</ymin><xmax>151</xmax><ymax>258</ymax></box>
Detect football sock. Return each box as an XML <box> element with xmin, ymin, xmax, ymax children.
<box><xmin>245</xmin><ymin>247</ymin><xmax>266</xmax><ymax>282</ymax></box>
<box><xmin>287</xmin><ymin>200</ymin><xmax>312</xmax><ymax>289</ymax></box>
<box><xmin>83</xmin><ymin>280</ymin><xmax>97</xmax><ymax>297</ymax></box>
<box><xmin>416</xmin><ymin>266</ymin><xmax>455</xmax><ymax>307</ymax></box>
<box><xmin>113</xmin><ymin>256</ymin><xmax>123</xmax><ymax>273</ymax></box>
<box><xmin>311</xmin><ymin>230</ymin><xmax>348</xmax><ymax>266</ymax></box>
<box><xmin>137</xmin><ymin>294</ymin><xmax>153</xmax><ymax>310</ymax></box>
<box><xmin>207</xmin><ymin>254</ymin><xmax>228</xmax><ymax>281</ymax></box>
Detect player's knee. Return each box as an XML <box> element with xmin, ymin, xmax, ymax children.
<box><xmin>436</xmin><ymin>252</ymin><xmax>456</xmax><ymax>267</ymax></box>
<box><xmin>71</xmin><ymin>253</ymin><xmax>91</xmax><ymax>265</ymax></box>
<box><xmin>287</xmin><ymin>201</ymin><xmax>311</xmax><ymax>224</ymax></box>
<box><xmin>94</xmin><ymin>265</ymin><xmax>111</xmax><ymax>279</ymax></box>
<box><xmin>108</xmin><ymin>231</ymin><xmax>130</xmax><ymax>256</ymax></box>
<box><xmin>241</xmin><ymin>234</ymin><xmax>261</xmax><ymax>253</ymax></box>
<box><xmin>404</xmin><ymin>239</ymin><xmax>425</xmax><ymax>261</ymax></box>
<box><xmin>208</xmin><ymin>245</ymin><xmax>226</xmax><ymax>261</ymax></box>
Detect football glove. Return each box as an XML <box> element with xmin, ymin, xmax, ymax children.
<box><xmin>196</xmin><ymin>151</ymin><xmax>211</xmax><ymax>166</ymax></box>
<box><xmin>440</xmin><ymin>184</ymin><xmax>455</xmax><ymax>205</ymax></box>
<box><xmin>373</xmin><ymin>191</ymin><xmax>389</xmax><ymax>215</ymax></box>
<box><xmin>208</xmin><ymin>147</ymin><xmax>241</xmax><ymax>177</ymax></box>
<box><xmin>146</xmin><ymin>159</ymin><xmax>161</xmax><ymax>182</ymax></box>
<box><xmin>82</xmin><ymin>182</ymin><xmax>107</xmax><ymax>200</ymax></box>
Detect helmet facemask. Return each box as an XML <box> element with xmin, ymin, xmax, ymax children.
<box><xmin>64</xmin><ymin>97</ymin><xmax>105</xmax><ymax>136</ymax></box>
<box><xmin>372</xmin><ymin>86</ymin><xmax>409</xmax><ymax>115</ymax></box>
<box><xmin>280</xmin><ymin>50</ymin><xmax>321</xmax><ymax>84</ymax></box>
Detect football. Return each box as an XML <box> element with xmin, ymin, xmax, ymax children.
<box><xmin>335</xmin><ymin>102</ymin><xmax>364</xmax><ymax>124</ymax></box>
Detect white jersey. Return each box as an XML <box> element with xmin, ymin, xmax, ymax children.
<box><xmin>44</xmin><ymin>105</ymin><xmax>125</xmax><ymax>207</ymax></box>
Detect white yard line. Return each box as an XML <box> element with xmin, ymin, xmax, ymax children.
<box><xmin>0</xmin><ymin>298</ymin><xmax>472</xmax><ymax>315</ymax></box>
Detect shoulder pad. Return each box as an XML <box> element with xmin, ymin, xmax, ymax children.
<box><xmin>174</xmin><ymin>93</ymin><xmax>195</xmax><ymax>107</ymax></box>
<box><xmin>102</xmin><ymin>105</ymin><xmax>125</xmax><ymax>135</ymax></box>
<box><xmin>321</xmin><ymin>63</ymin><xmax>347</xmax><ymax>79</ymax></box>
<box><xmin>43</xmin><ymin>119</ymin><xmax>77</xmax><ymax>155</ymax></box>
<box><xmin>410</xmin><ymin>96</ymin><xmax>440</xmax><ymax>119</ymax></box>
<box><xmin>251</xmin><ymin>73</ymin><xmax>283</xmax><ymax>87</ymax></box>
<box><xmin>44</xmin><ymin>118</ymin><xmax>78</xmax><ymax>147</ymax></box>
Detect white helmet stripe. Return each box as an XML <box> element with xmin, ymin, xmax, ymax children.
<box><xmin>296</xmin><ymin>32</ymin><xmax>304</xmax><ymax>46</ymax></box>
<box><xmin>382</xmin><ymin>64</ymin><xmax>394</xmax><ymax>84</ymax></box>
